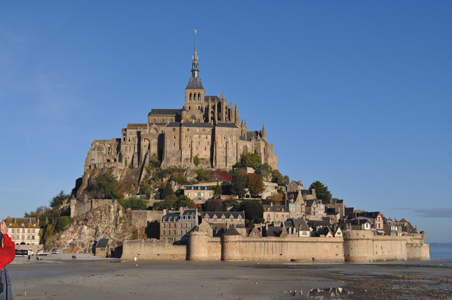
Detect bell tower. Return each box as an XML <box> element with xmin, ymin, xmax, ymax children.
<box><xmin>184</xmin><ymin>30</ymin><xmax>205</xmax><ymax>120</ymax></box>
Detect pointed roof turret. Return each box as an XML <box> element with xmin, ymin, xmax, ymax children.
<box><xmin>262</xmin><ymin>123</ymin><xmax>267</xmax><ymax>141</ymax></box>
<box><xmin>186</xmin><ymin>30</ymin><xmax>204</xmax><ymax>89</ymax></box>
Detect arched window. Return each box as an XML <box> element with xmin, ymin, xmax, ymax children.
<box><xmin>198</xmin><ymin>93</ymin><xmax>200</xmax><ymax>100</ymax></box>
<box><xmin>189</xmin><ymin>93</ymin><xmax>192</xmax><ymax>100</ymax></box>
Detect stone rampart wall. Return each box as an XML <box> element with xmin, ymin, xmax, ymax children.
<box><xmin>343</xmin><ymin>230</ymin><xmax>429</xmax><ymax>262</ymax></box>
<box><xmin>126</xmin><ymin>210</ymin><xmax>164</xmax><ymax>228</ymax></box>
<box><xmin>70</xmin><ymin>198</ymin><xmax>112</xmax><ymax>218</ymax></box>
<box><xmin>122</xmin><ymin>239</ymin><xmax>186</xmax><ymax>260</ymax></box>
<box><xmin>371</xmin><ymin>236</ymin><xmax>407</xmax><ymax>261</ymax></box>
<box><xmin>122</xmin><ymin>230</ymin><xmax>430</xmax><ymax>262</ymax></box>
<box><xmin>222</xmin><ymin>236</ymin><xmax>344</xmax><ymax>262</ymax></box>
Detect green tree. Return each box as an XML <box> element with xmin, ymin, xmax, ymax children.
<box><xmin>236</xmin><ymin>200</ymin><xmax>264</xmax><ymax>223</ymax></box>
<box><xmin>211</xmin><ymin>184</ymin><xmax>222</xmax><ymax>197</ymax></box>
<box><xmin>223</xmin><ymin>198</ymin><xmax>239</xmax><ymax>210</ymax></box>
<box><xmin>203</xmin><ymin>198</ymin><xmax>225</xmax><ymax>211</ymax></box>
<box><xmin>193</xmin><ymin>155</ymin><xmax>201</xmax><ymax>167</ymax></box>
<box><xmin>309</xmin><ymin>181</ymin><xmax>332</xmax><ymax>204</ymax></box>
<box><xmin>91</xmin><ymin>172</ymin><xmax>119</xmax><ymax>199</ymax></box>
<box><xmin>139</xmin><ymin>184</ymin><xmax>152</xmax><ymax>199</ymax></box>
<box><xmin>162</xmin><ymin>194</ymin><xmax>178</xmax><ymax>209</ymax></box>
<box><xmin>256</xmin><ymin>163</ymin><xmax>273</xmax><ymax>181</ymax></box>
<box><xmin>272</xmin><ymin>170</ymin><xmax>290</xmax><ymax>186</ymax></box>
<box><xmin>49</xmin><ymin>190</ymin><xmax>68</xmax><ymax>208</ymax></box>
<box><xmin>160</xmin><ymin>182</ymin><xmax>175</xmax><ymax>199</ymax></box>
<box><xmin>230</xmin><ymin>168</ymin><xmax>248</xmax><ymax>198</ymax></box>
<box><xmin>177</xmin><ymin>195</ymin><xmax>195</xmax><ymax>209</ymax></box>
<box><xmin>270</xmin><ymin>193</ymin><xmax>284</xmax><ymax>205</ymax></box>
<box><xmin>240</xmin><ymin>153</ymin><xmax>262</xmax><ymax>170</ymax></box>
<box><xmin>247</xmin><ymin>173</ymin><xmax>265</xmax><ymax>196</ymax></box>
<box><xmin>127</xmin><ymin>197</ymin><xmax>148</xmax><ymax>210</ymax></box>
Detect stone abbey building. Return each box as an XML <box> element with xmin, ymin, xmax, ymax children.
<box><xmin>83</xmin><ymin>34</ymin><xmax>277</xmax><ymax>183</ymax></box>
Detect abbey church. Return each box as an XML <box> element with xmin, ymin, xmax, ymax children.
<box><xmin>83</xmin><ymin>33</ymin><xmax>277</xmax><ymax>183</ymax></box>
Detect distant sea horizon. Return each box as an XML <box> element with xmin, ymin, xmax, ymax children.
<box><xmin>428</xmin><ymin>243</ymin><xmax>452</xmax><ymax>259</ymax></box>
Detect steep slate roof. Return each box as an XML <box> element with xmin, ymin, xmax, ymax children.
<box><xmin>204</xmin><ymin>96</ymin><xmax>220</xmax><ymax>102</ymax></box>
<box><xmin>216</xmin><ymin>122</ymin><xmax>238</xmax><ymax>128</ymax></box>
<box><xmin>185</xmin><ymin>186</ymin><xmax>213</xmax><ymax>190</ymax></box>
<box><xmin>263</xmin><ymin>205</ymin><xmax>287</xmax><ymax>212</ymax></box>
<box><xmin>344</xmin><ymin>207</ymin><xmax>354</xmax><ymax>216</ymax></box>
<box><xmin>305</xmin><ymin>199</ymin><xmax>319</xmax><ymax>207</ymax></box>
<box><xmin>181</xmin><ymin>209</ymin><xmax>197</xmax><ymax>218</ymax></box>
<box><xmin>186</xmin><ymin>75</ymin><xmax>203</xmax><ymax>89</ymax></box>
<box><xmin>287</xmin><ymin>190</ymin><xmax>314</xmax><ymax>200</ymax></box>
<box><xmin>356</xmin><ymin>212</ymin><xmax>381</xmax><ymax>219</ymax></box>
<box><xmin>96</xmin><ymin>238</ymin><xmax>109</xmax><ymax>248</ymax></box>
<box><xmin>307</xmin><ymin>220</ymin><xmax>330</xmax><ymax>228</ymax></box>
<box><xmin>284</xmin><ymin>218</ymin><xmax>310</xmax><ymax>231</ymax></box>
<box><xmin>223</xmin><ymin>226</ymin><xmax>241</xmax><ymax>236</ymax></box>
<box><xmin>162</xmin><ymin>212</ymin><xmax>180</xmax><ymax>222</ymax></box>
<box><xmin>149</xmin><ymin>109</ymin><xmax>182</xmax><ymax>116</ymax></box>
<box><xmin>246</xmin><ymin>130</ymin><xmax>262</xmax><ymax>141</ymax></box>
<box><xmin>203</xmin><ymin>211</ymin><xmax>245</xmax><ymax>219</ymax></box>
<box><xmin>265</xmin><ymin>225</ymin><xmax>282</xmax><ymax>237</ymax></box>
<box><xmin>181</xmin><ymin>122</ymin><xmax>214</xmax><ymax>128</ymax></box>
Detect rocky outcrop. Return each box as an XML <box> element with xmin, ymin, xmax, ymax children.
<box><xmin>54</xmin><ymin>202</ymin><xmax>135</xmax><ymax>254</ymax></box>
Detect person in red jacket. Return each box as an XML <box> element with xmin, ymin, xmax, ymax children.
<box><xmin>0</xmin><ymin>221</ymin><xmax>16</xmax><ymax>270</ymax></box>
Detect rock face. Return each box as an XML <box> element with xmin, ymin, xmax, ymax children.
<box><xmin>54</xmin><ymin>202</ymin><xmax>134</xmax><ymax>254</ymax></box>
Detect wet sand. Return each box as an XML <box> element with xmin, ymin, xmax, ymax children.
<box><xmin>7</xmin><ymin>255</ymin><xmax>452</xmax><ymax>299</ymax></box>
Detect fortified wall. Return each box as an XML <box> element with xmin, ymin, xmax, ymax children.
<box><xmin>123</xmin><ymin>230</ymin><xmax>430</xmax><ymax>262</ymax></box>
<box><xmin>70</xmin><ymin>198</ymin><xmax>112</xmax><ymax>218</ymax></box>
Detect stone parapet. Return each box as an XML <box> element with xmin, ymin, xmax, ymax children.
<box><xmin>122</xmin><ymin>239</ymin><xmax>186</xmax><ymax>260</ymax></box>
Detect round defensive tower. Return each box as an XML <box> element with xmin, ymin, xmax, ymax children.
<box><xmin>343</xmin><ymin>230</ymin><xmax>374</xmax><ymax>263</ymax></box>
<box><xmin>187</xmin><ymin>231</ymin><xmax>210</xmax><ymax>261</ymax></box>
<box><xmin>221</xmin><ymin>227</ymin><xmax>243</xmax><ymax>261</ymax></box>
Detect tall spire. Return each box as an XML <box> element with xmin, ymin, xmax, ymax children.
<box><xmin>191</xmin><ymin>29</ymin><xmax>199</xmax><ymax>78</ymax></box>
<box><xmin>186</xmin><ymin>30</ymin><xmax>203</xmax><ymax>89</ymax></box>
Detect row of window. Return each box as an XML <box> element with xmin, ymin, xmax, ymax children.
<box><xmin>186</xmin><ymin>192</ymin><xmax>213</xmax><ymax>197</ymax></box>
<box><xmin>9</xmin><ymin>228</ymin><xmax>37</xmax><ymax>233</ymax></box>
<box><xmin>162</xmin><ymin>223</ymin><xmax>193</xmax><ymax>229</ymax></box>
<box><xmin>205</xmin><ymin>218</ymin><xmax>242</xmax><ymax>223</ymax></box>
<box><xmin>153</xmin><ymin>118</ymin><xmax>174</xmax><ymax>123</ymax></box>
<box><xmin>188</xmin><ymin>93</ymin><xmax>201</xmax><ymax>100</ymax></box>
<box><xmin>11</xmin><ymin>235</ymin><xmax>36</xmax><ymax>240</ymax></box>
<box><xmin>162</xmin><ymin>230</ymin><xmax>189</xmax><ymax>236</ymax></box>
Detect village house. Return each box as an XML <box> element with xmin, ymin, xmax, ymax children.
<box><xmin>160</xmin><ymin>208</ymin><xmax>198</xmax><ymax>242</ymax></box>
<box><xmin>283</xmin><ymin>218</ymin><xmax>311</xmax><ymax>237</ymax></box>
<box><xmin>202</xmin><ymin>211</ymin><xmax>246</xmax><ymax>236</ymax></box>
<box><xmin>263</xmin><ymin>203</ymin><xmax>289</xmax><ymax>223</ymax></box>
<box><xmin>287</xmin><ymin>180</ymin><xmax>306</xmax><ymax>193</ymax></box>
<box><xmin>183</xmin><ymin>185</ymin><xmax>214</xmax><ymax>203</ymax></box>
<box><xmin>5</xmin><ymin>217</ymin><xmax>41</xmax><ymax>245</ymax></box>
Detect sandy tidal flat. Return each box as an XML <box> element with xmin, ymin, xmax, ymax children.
<box><xmin>7</xmin><ymin>254</ymin><xmax>452</xmax><ymax>300</ymax></box>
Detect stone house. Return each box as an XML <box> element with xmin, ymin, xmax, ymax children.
<box><xmin>329</xmin><ymin>198</ymin><xmax>346</xmax><ymax>219</ymax></box>
<box><xmin>351</xmin><ymin>212</ymin><xmax>384</xmax><ymax>235</ymax></box>
<box><xmin>94</xmin><ymin>238</ymin><xmax>109</xmax><ymax>257</ymax></box>
<box><xmin>5</xmin><ymin>217</ymin><xmax>41</xmax><ymax>245</ymax></box>
<box><xmin>247</xmin><ymin>226</ymin><xmax>263</xmax><ymax>237</ymax></box>
<box><xmin>202</xmin><ymin>211</ymin><xmax>245</xmax><ymax>229</ymax></box>
<box><xmin>184</xmin><ymin>185</ymin><xmax>214</xmax><ymax>203</ymax></box>
<box><xmin>263</xmin><ymin>204</ymin><xmax>289</xmax><ymax>223</ymax></box>
<box><xmin>287</xmin><ymin>180</ymin><xmax>306</xmax><ymax>193</ymax></box>
<box><xmin>347</xmin><ymin>218</ymin><xmax>372</xmax><ymax>231</ymax></box>
<box><xmin>160</xmin><ymin>207</ymin><xmax>198</xmax><ymax>242</ymax></box>
<box><xmin>305</xmin><ymin>199</ymin><xmax>326</xmax><ymax>220</ymax></box>
<box><xmin>283</xmin><ymin>218</ymin><xmax>311</xmax><ymax>237</ymax></box>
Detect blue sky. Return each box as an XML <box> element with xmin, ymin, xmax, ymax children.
<box><xmin>1</xmin><ymin>1</ymin><xmax>451</xmax><ymax>243</ymax></box>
